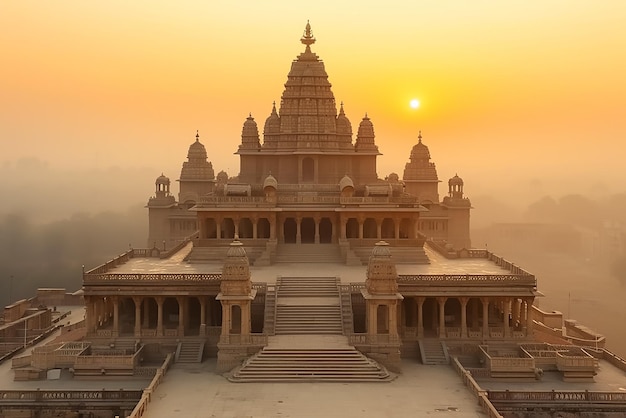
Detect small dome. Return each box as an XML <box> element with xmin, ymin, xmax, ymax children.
<box><xmin>410</xmin><ymin>132</ymin><xmax>431</xmax><ymax>161</ymax></box>
<box><xmin>339</xmin><ymin>174</ymin><xmax>354</xmax><ymax>191</ymax></box>
<box><xmin>216</xmin><ymin>171</ymin><xmax>228</xmax><ymax>183</ymax></box>
<box><xmin>449</xmin><ymin>174</ymin><xmax>464</xmax><ymax>186</ymax></box>
<box><xmin>357</xmin><ymin>114</ymin><xmax>374</xmax><ymax>138</ymax></box>
<box><xmin>155</xmin><ymin>173</ymin><xmax>170</xmax><ymax>185</ymax></box>
<box><xmin>188</xmin><ymin>132</ymin><xmax>208</xmax><ymax>161</ymax></box>
<box><xmin>370</xmin><ymin>241</ymin><xmax>392</xmax><ymax>258</ymax></box>
<box><xmin>263</xmin><ymin>103</ymin><xmax>281</xmax><ymax>135</ymax></box>
<box><xmin>336</xmin><ymin>103</ymin><xmax>352</xmax><ymax>135</ymax></box>
<box><xmin>387</xmin><ymin>173</ymin><xmax>399</xmax><ymax>183</ymax></box>
<box><xmin>263</xmin><ymin>173</ymin><xmax>278</xmax><ymax>190</ymax></box>
<box><xmin>226</xmin><ymin>238</ymin><xmax>248</xmax><ymax>259</ymax></box>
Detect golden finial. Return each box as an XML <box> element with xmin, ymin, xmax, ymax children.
<box><xmin>301</xmin><ymin>20</ymin><xmax>316</xmax><ymax>48</ymax></box>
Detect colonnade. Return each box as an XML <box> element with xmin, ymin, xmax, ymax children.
<box><xmin>197</xmin><ymin>212</ymin><xmax>422</xmax><ymax>244</ymax></box>
<box><xmin>85</xmin><ymin>295</ymin><xmax>221</xmax><ymax>338</ymax></box>
<box><xmin>401</xmin><ymin>296</ymin><xmax>535</xmax><ymax>339</ymax></box>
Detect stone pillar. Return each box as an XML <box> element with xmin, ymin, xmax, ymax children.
<box><xmin>390</xmin><ymin>301</ymin><xmax>399</xmax><ymax>337</ymax></box>
<box><xmin>358</xmin><ymin>218</ymin><xmax>364</xmax><ymax>239</ymax></box>
<box><xmin>199</xmin><ymin>297</ymin><xmax>207</xmax><ymax>336</ymax></box>
<box><xmin>340</xmin><ymin>217</ymin><xmax>347</xmax><ymax>240</ymax></box>
<box><xmin>112</xmin><ymin>297</ymin><xmax>120</xmax><ymax>337</ymax></box>
<box><xmin>482</xmin><ymin>297</ymin><xmax>490</xmax><ymax>338</ymax></box>
<box><xmin>376</xmin><ymin>221</ymin><xmax>382</xmax><ymax>240</ymax></box>
<box><xmin>156</xmin><ymin>297</ymin><xmax>164</xmax><ymax>337</ymax></box>
<box><xmin>233</xmin><ymin>216</ymin><xmax>240</xmax><ymax>238</ymax></box>
<box><xmin>503</xmin><ymin>298</ymin><xmax>511</xmax><ymax>338</ymax></box>
<box><xmin>252</xmin><ymin>218</ymin><xmax>258</xmax><ymax>239</ymax></box>
<box><xmin>331</xmin><ymin>218</ymin><xmax>337</xmax><ymax>243</ymax></box>
<box><xmin>270</xmin><ymin>214</ymin><xmax>276</xmax><ymax>240</ymax></box>
<box><xmin>417</xmin><ymin>297</ymin><xmax>424</xmax><ymax>338</ymax></box>
<box><xmin>133</xmin><ymin>297</ymin><xmax>142</xmax><ymax>338</ymax></box>
<box><xmin>216</xmin><ymin>239</ymin><xmax>258</xmax><ymax>373</ymax></box>
<box><xmin>177</xmin><ymin>296</ymin><xmax>185</xmax><ymax>337</ymax></box>
<box><xmin>512</xmin><ymin>298</ymin><xmax>520</xmax><ymax>329</ymax></box>
<box><xmin>460</xmin><ymin>297</ymin><xmax>468</xmax><ymax>338</ymax></box>
<box><xmin>525</xmin><ymin>298</ymin><xmax>534</xmax><ymax>337</ymax></box>
<box><xmin>296</xmin><ymin>216</ymin><xmax>302</xmax><ymax>244</ymax></box>
<box><xmin>314</xmin><ymin>216</ymin><xmax>320</xmax><ymax>244</ymax></box>
<box><xmin>394</xmin><ymin>218</ymin><xmax>400</xmax><ymax>240</ymax></box>
<box><xmin>216</xmin><ymin>217</ymin><xmax>222</xmax><ymax>240</ymax></box>
<box><xmin>438</xmin><ymin>297</ymin><xmax>446</xmax><ymax>338</ymax></box>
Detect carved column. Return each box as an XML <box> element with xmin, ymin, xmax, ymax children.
<box><xmin>156</xmin><ymin>297</ymin><xmax>164</xmax><ymax>337</ymax></box>
<box><xmin>112</xmin><ymin>297</ymin><xmax>119</xmax><ymax>337</ymax></box>
<box><xmin>177</xmin><ymin>296</ymin><xmax>185</xmax><ymax>337</ymax></box>
<box><xmin>482</xmin><ymin>297</ymin><xmax>490</xmax><ymax>338</ymax></box>
<box><xmin>394</xmin><ymin>217</ymin><xmax>400</xmax><ymax>240</ymax></box>
<box><xmin>376</xmin><ymin>220</ymin><xmax>382</xmax><ymax>240</ymax></box>
<box><xmin>358</xmin><ymin>217</ymin><xmax>364</xmax><ymax>239</ymax></box>
<box><xmin>270</xmin><ymin>214</ymin><xmax>276</xmax><ymax>240</ymax></box>
<box><xmin>296</xmin><ymin>216</ymin><xmax>302</xmax><ymax>244</ymax></box>
<box><xmin>503</xmin><ymin>298</ymin><xmax>511</xmax><ymax>338</ymax></box>
<box><xmin>417</xmin><ymin>297</ymin><xmax>424</xmax><ymax>338</ymax></box>
<box><xmin>199</xmin><ymin>297</ymin><xmax>207</xmax><ymax>336</ymax></box>
<box><xmin>340</xmin><ymin>216</ymin><xmax>347</xmax><ymax>240</ymax></box>
<box><xmin>314</xmin><ymin>216</ymin><xmax>320</xmax><ymax>244</ymax></box>
<box><xmin>233</xmin><ymin>216</ymin><xmax>240</xmax><ymax>239</ymax></box>
<box><xmin>252</xmin><ymin>217</ymin><xmax>258</xmax><ymax>240</ymax></box>
<box><xmin>216</xmin><ymin>216</ymin><xmax>222</xmax><ymax>240</ymax></box>
<box><xmin>460</xmin><ymin>297</ymin><xmax>468</xmax><ymax>338</ymax></box>
<box><xmin>525</xmin><ymin>298</ymin><xmax>534</xmax><ymax>337</ymax></box>
<box><xmin>438</xmin><ymin>297</ymin><xmax>446</xmax><ymax>338</ymax></box>
<box><xmin>133</xmin><ymin>297</ymin><xmax>142</xmax><ymax>338</ymax></box>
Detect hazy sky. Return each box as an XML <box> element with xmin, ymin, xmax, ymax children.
<box><xmin>2</xmin><ymin>1</ymin><xmax>625</xmax><ymax>196</ymax></box>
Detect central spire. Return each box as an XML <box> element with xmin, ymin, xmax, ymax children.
<box><xmin>300</xmin><ymin>21</ymin><xmax>316</xmax><ymax>51</ymax></box>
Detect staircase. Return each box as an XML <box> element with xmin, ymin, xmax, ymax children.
<box><xmin>176</xmin><ymin>339</ymin><xmax>205</xmax><ymax>363</ymax></box>
<box><xmin>418</xmin><ymin>339</ymin><xmax>449</xmax><ymax>365</ymax></box>
<box><xmin>274</xmin><ymin>276</ymin><xmax>342</xmax><ymax>335</ymax></box>
<box><xmin>274</xmin><ymin>244</ymin><xmax>344</xmax><ymax>264</ymax></box>
<box><xmin>229</xmin><ymin>346</ymin><xmax>393</xmax><ymax>382</ymax></box>
<box><xmin>229</xmin><ymin>276</ymin><xmax>394</xmax><ymax>382</ymax></box>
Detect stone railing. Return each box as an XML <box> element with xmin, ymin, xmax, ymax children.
<box><xmin>128</xmin><ymin>353</ymin><xmax>174</xmax><ymax>418</ymax></box>
<box><xmin>397</xmin><ymin>274</ymin><xmax>536</xmax><ymax>287</ymax></box>
<box><xmin>197</xmin><ymin>196</ymin><xmax>272</xmax><ymax>207</ymax></box>
<box><xmin>487</xmin><ymin>390</ymin><xmax>626</xmax><ymax>403</ymax></box>
<box><xmin>451</xmin><ymin>357</ymin><xmax>503</xmax><ymax>418</ymax></box>
<box><xmin>159</xmin><ymin>231</ymin><xmax>198</xmax><ymax>259</ymax></box>
<box><xmin>0</xmin><ymin>389</ymin><xmax>143</xmax><ymax>402</ymax></box>
<box><xmin>340</xmin><ymin>196</ymin><xmax>419</xmax><ymax>206</ymax></box>
<box><xmin>84</xmin><ymin>273</ymin><xmax>222</xmax><ymax>284</ymax></box>
<box><xmin>85</xmin><ymin>250</ymin><xmax>134</xmax><ymax>275</ymax></box>
<box><xmin>278</xmin><ymin>195</ymin><xmax>340</xmax><ymax>205</ymax></box>
<box><xmin>348</xmin><ymin>333</ymin><xmax>401</xmax><ymax>345</ymax></box>
<box><xmin>278</xmin><ymin>183</ymin><xmax>340</xmax><ymax>192</ymax></box>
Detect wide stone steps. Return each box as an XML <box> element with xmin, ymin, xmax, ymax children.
<box><xmin>274</xmin><ymin>244</ymin><xmax>343</xmax><ymax>264</ymax></box>
<box><xmin>418</xmin><ymin>339</ymin><xmax>449</xmax><ymax>365</ymax></box>
<box><xmin>352</xmin><ymin>246</ymin><xmax>430</xmax><ymax>265</ymax></box>
<box><xmin>229</xmin><ymin>347</ymin><xmax>393</xmax><ymax>382</ymax></box>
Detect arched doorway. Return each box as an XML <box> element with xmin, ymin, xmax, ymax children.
<box><xmin>238</xmin><ymin>218</ymin><xmax>253</xmax><ymax>239</ymax></box>
<box><xmin>346</xmin><ymin>218</ymin><xmax>359</xmax><ymax>238</ymax></box>
<box><xmin>231</xmin><ymin>305</ymin><xmax>242</xmax><ymax>334</ymax></box>
<box><xmin>258</xmin><ymin>218</ymin><xmax>270</xmax><ymax>239</ymax></box>
<box><xmin>221</xmin><ymin>218</ymin><xmax>235</xmax><ymax>239</ymax></box>
<box><xmin>363</xmin><ymin>218</ymin><xmax>377</xmax><ymax>238</ymax></box>
<box><xmin>284</xmin><ymin>218</ymin><xmax>297</xmax><ymax>243</ymax></box>
<box><xmin>377</xmin><ymin>305</ymin><xmax>389</xmax><ymax>334</ymax></box>
<box><xmin>320</xmin><ymin>217</ymin><xmax>332</xmax><ymax>243</ymax></box>
<box><xmin>301</xmin><ymin>218</ymin><xmax>315</xmax><ymax>243</ymax></box>
<box><xmin>381</xmin><ymin>218</ymin><xmax>395</xmax><ymax>239</ymax></box>
<box><xmin>205</xmin><ymin>219</ymin><xmax>217</xmax><ymax>239</ymax></box>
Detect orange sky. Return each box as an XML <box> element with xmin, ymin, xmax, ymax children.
<box><xmin>1</xmin><ymin>1</ymin><xmax>625</xmax><ymax>195</ymax></box>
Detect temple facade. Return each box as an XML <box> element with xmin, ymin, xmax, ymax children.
<box><xmin>147</xmin><ymin>22</ymin><xmax>471</xmax><ymax>263</ymax></box>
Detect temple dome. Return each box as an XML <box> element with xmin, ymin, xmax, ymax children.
<box><xmin>336</xmin><ymin>103</ymin><xmax>352</xmax><ymax>136</ymax></box>
<box><xmin>263</xmin><ymin>173</ymin><xmax>278</xmax><ymax>190</ymax></box>
<box><xmin>339</xmin><ymin>174</ymin><xmax>354</xmax><ymax>191</ymax></box>
<box><xmin>155</xmin><ymin>173</ymin><xmax>170</xmax><ymax>185</ymax></box>
<box><xmin>263</xmin><ymin>103</ymin><xmax>281</xmax><ymax>135</ymax></box>
<box><xmin>449</xmin><ymin>174</ymin><xmax>464</xmax><ymax>186</ymax></box>
<box><xmin>410</xmin><ymin>132</ymin><xmax>431</xmax><ymax>161</ymax></box>
<box><xmin>187</xmin><ymin>132</ymin><xmax>208</xmax><ymax>161</ymax></box>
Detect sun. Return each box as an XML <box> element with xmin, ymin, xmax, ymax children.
<box><xmin>410</xmin><ymin>99</ymin><xmax>420</xmax><ymax>109</ymax></box>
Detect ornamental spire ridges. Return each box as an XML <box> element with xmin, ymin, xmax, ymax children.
<box><xmin>301</xmin><ymin>20</ymin><xmax>316</xmax><ymax>50</ymax></box>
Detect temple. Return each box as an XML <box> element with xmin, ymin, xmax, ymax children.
<box><xmin>5</xmin><ymin>23</ymin><xmax>626</xmax><ymax>418</ymax></box>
